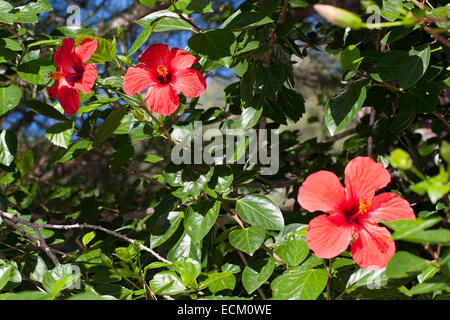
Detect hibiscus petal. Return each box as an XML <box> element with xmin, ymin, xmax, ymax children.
<box><xmin>297</xmin><ymin>170</ymin><xmax>346</xmax><ymax>215</ymax></box>
<box><xmin>54</xmin><ymin>38</ymin><xmax>81</xmax><ymax>74</ymax></box>
<box><xmin>74</xmin><ymin>63</ymin><xmax>98</xmax><ymax>94</ymax></box>
<box><xmin>138</xmin><ymin>43</ymin><xmax>171</xmax><ymax>70</ymax></box>
<box><xmin>365</xmin><ymin>192</ymin><xmax>415</xmax><ymax>223</ymax></box>
<box><xmin>58</xmin><ymin>86</ymin><xmax>80</xmax><ymax>116</ymax></box>
<box><xmin>122</xmin><ymin>64</ymin><xmax>157</xmax><ymax>96</ymax></box>
<box><xmin>344</xmin><ymin>157</ymin><xmax>391</xmax><ymax>201</ymax></box>
<box><xmin>75</xmin><ymin>38</ymin><xmax>97</xmax><ymax>63</ymax></box>
<box><xmin>306</xmin><ymin>214</ymin><xmax>354</xmax><ymax>259</ymax></box>
<box><xmin>47</xmin><ymin>81</ymin><xmax>59</xmax><ymax>99</ymax></box>
<box><xmin>145</xmin><ymin>84</ymin><xmax>180</xmax><ymax>116</ymax></box>
<box><xmin>172</xmin><ymin>69</ymin><xmax>207</xmax><ymax>98</ymax></box>
<box><xmin>351</xmin><ymin>222</ymin><xmax>395</xmax><ymax>270</ymax></box>
<box><xmin>171</xmin><ymin>48</ymin><xmax>198</xmax><ymax>72</ymax></box>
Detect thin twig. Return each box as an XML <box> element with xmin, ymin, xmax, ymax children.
<box><xmin>433</xmin><ymin>112</ymin><xmax>450</xmax><ymax>130</ymax></box>
<box><xmin>367</xmin><ymin>107</ymin><xmax>376</xmax><ymax>159</ymax></box>
<box><xmin>423</xmin><ymin>26</ymin><xmax>450</xmax><ymax>48</ymax></box>
<box><xmin>31</xmin><ymin>224</ymin><xmax>61</xmax><ymax>266</ymax></box>
<box><xmin>0</xmin><ymin>210</ymin><xmax>171</xmax><ymax>265</ymax></box>
<box><xmin>2</xmin><ymin>218</ymin><xmax>60</xmax><ymax>266</ymax></box>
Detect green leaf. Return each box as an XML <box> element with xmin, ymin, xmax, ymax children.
<box><xmin>15</xmin><ymin>150</ymin><xmax>34</xmax><ymax>178</ymax></box>
<box><xmin>93</xmin><ymin>107</ymin><xmax>128</xmax><ymax>147</ymax></box>
<box><xmin>137</xmin><ymin>10</ymin><xmax>193</xmax><ymax>32</ymax></box>
<box><xmin>150</xmin><ymin>211</ymin><xmax>182</xmax><ymax>249</ymax></box>
<box><xmin>138</xmin><ymin>154</ymin><xmax>164</xmax><ymax>164</ymax></box>
<box><xmin>42</xmin><ymin>265</ymin><xmax>80</xmax><ymax>295</ymax></box>
<box><xmin>45</xmin><ymin>121</ymin><xmax>75</xmax><ymax>148</ymax></box>
<box><xmin>139</xmin><ymin>0</ymin><xmax>157</xmax><ymax>8</ymax></box>
<box><xmin>0</xmin><ymin>291</ymin><xmax>51</xmax><ymax>300</ymax></box>
<box><xmin>149</xmin><ymin>271</ymin><xmax>186</xmax><ymax>295</ymax></box>
<box><xmin>381</xmin><ymin>0</ymin><xmax>403</xmax><ymax>21</ymax></box>
<box><xmin>372</xmin><ymin>50</ymin><xmax>407</xmax><ymax>81</ymax></box>
<box><xmin>440</xmin><ymin>249</ymin><xmax>450</xmax><ymax>278</ymax></box>
<box><xmin>340</xmin><ymin>45</ymin><xmax>361</xmax><ymax>73</ymax></box>
<box><xmin>188</xmin><ymin>29</ymin><xmax>236</xmax><ymax>60</ymax></box>
<box><xmin>23</xmin><ymin>256</ymin><xmax>48</xmax><ymax>283</ymax></box>
<box><xmin>235</xmin><ymin>195</ymin><xmax>284</xmax><ymax>230</ymax></box>
<box><xmin>167</xmin><ymin>232</ymin><xmax>202</xmax><ymax>262</ymax></box>
<box><xmin>23</xmin><ymin>99</ymin><xmax>71</xmax><ymax>122</ymax></box>
<box><xmin>208</xmin><ymin>165</ymin><xmax>233</xmax><ymax>194</ymax></box>
<box><xmin>383</xmin><ymin>217</ymin><xmax>441</xmax><ymax>240</ymax></box>
<box><xmin>82</xmin><ymin>231</ymin><xmax>96</xmax><ymax>246</ymax></box>
<box><xmin>0</xmin><ymin>265</ymin><xmax>12</xmax><ymax>290</ymax></box>
<box><xmin>173</xmin><ymin>257</ymin><xmax>201</xmax><ymax>289</ymax></box>
<box><xmin>346</xmin><ymin>268</ymin><xmax>389</xmax><ymax>292</ymax></box>
<box><xmin>0</xmin><ymin>130</ymin><xmax>17</xmax><ymax>167</ymax></box>
<box><xmin>324</xmin><ymin>81</ymin><xmax>367</xmax><ymax>135</ymax></box>
<box><xmin>221</xmin><ymin>9</ymin><xmax>273</xmax><ymax>30</ymax></box>
<box><xmin>17</xmin><ymin>59</ymin><xmax>55</xmax><ymax>85</ymax></box>
<box><xmin>184</xmin><ymin>200</ymin><xmax>220</xmax><ymax>243</ymax></box>
<box><xmin>386</xmin><ymin>251</ymin><xmax>430</xmax><ymax>279</ymax></box>
<box><xmin>274</xmin><ymin>232</ymin><xmax>309</xmax><ymax>267</ymax></box>
<box><xmin>440</xmin><ymin>141</ymin><xmax>450</xmax><ymax>165</ymax></box>
<box><xmin>75</xmin><ymin>35</ymin><xmax>116</xmax><ymax>63</ymax></box>
<box><xmin>0</xmin><ymin>1</ymin><xmax>13</xmax><ymax>13</ymax></box>
<box><xmin>230</xmin><ymin>107</ymin><xmax>263</xmax><ymax>131</ymax></box>
<box><xmin>271</xmin><ymin>268</ymin><xmax>328</xmax><ymax>300</ymax></box>
<box><xmin>229</xmin><ymin>226</ymin><xmax>266</xmax><ymax>256</ymax></box>
<box><xmin>163</xmin><ymin>164</ymin><xmax>214</xmax><ymax>198</ymax></box>
<box><xmin>128</xmin><ymin>24</ymin><xmax>155</xmax><ymax>56</ymax></box>
<box><xmin>1</xmin><ymin>38</ymin><xmax>21</xmax><ymax>52</ymax></box>
<box><xmin>277</xmin><ymin>87</ymin><xmax>305</xmax><ymax>123</ymax></box>
<box><xmin>170</xmin><ymin>0</ymin><xmax>213</xmax><ymax>14</ymax></box>
<box><xmin>417</xmin><ymin>263</ymin><xmax>439</xmax><ymax>284</ymax></box>
<box><xmin>409</xmin><ymin>275</ymin><xmax>450</xmax><ymax>295</ymax></box>
<box><xmin>400</xmin><ymin>229</ymin><xmax>450</xmax><ymax>244</ymax></box>
<box><xmin>398</xmin><ymin>44</ymin><xmax>430</xmax><ymax>89</ymax></box>
<box><xmin>0</xmin><ymin>85</ymin><xmax>22</xmax><ymax>117</ymax></box>
<box><xmin>200</xmin><ymin>272</ymin><xmax>236</xmax><ymax>294</ymax></box>
<box><xmin>242</xmin><ymin>259</ymin><xmax>275</xmax><ymax>294</ymax></box>
<box><xmin>399</xmin><ymin>82</ymin><xmax>440</xmax><ymax>114</ymax></box>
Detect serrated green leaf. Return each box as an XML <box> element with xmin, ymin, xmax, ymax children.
<box><xmin>399</xmin><ymin>44</ymin><xmax>430</xmax><ymax>89</ymax></box>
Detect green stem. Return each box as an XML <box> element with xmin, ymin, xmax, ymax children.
<box><xmin>326</xmin><ymin>258</ymin><xmax>333</xmax><ymax>300</ymax></box>
<box><xmin>362</xmin><ymin>21</ymin><xmax>406</xmax><ymax>29</ymax></box>
<box><xmin>136</xmin><ymin>94</ymin><xmax>175</xmax><ymax>146</ymax></box>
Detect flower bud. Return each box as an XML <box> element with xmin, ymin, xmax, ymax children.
<box><xmin>314</xmin><ymin>4</ymin><xmax>363</xmax><ymax>30</ymax></box>
<box><xmin>116</xmin><ymin>26</ymin><xmax>125</xmax><ymax>40</ymax></box>
<box><xmin>390</xmin><ymin>149</ymin><xmax>412</xmax><ymax>170</ymax></box>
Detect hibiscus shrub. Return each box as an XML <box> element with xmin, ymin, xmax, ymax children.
<box><xmin>0</xmin><ymin>0</ymin><xmax>449</xmax><ymax>300</ymax></box>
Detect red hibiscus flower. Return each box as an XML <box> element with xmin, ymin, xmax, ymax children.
<box><xmin>122</xmin><ymin>43</ymin><xmax>206</xmax><ymax>116</ymax></box>
<box><xmin>47</xmin><ymin>38</ymin><xmax>98</xmax><ymax>115</ymax></box>
<box><xmin>297</xmin><ymin>157</ymin><xmax>415</xmax><ymax>270</ymax></box>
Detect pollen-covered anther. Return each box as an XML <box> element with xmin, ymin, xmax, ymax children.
<box><xmin>156</xmin><ymin>64</ymin><xmax>168</xmax><ymax>80</ymax></box>
<box><xmin>358</xmin><ymin>198</ymin><xmax>372</xmax><ymax>215</ymax></box>
<box><xmin>48</xmin><ymin>70</ymin><xmax>65</xmax><ymax>81</ymax></box>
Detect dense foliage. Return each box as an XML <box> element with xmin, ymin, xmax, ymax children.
<box><xmin>0</xmin><ymin>0</ymin><xmax>449</xmax><ymax>300</ymax></box>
